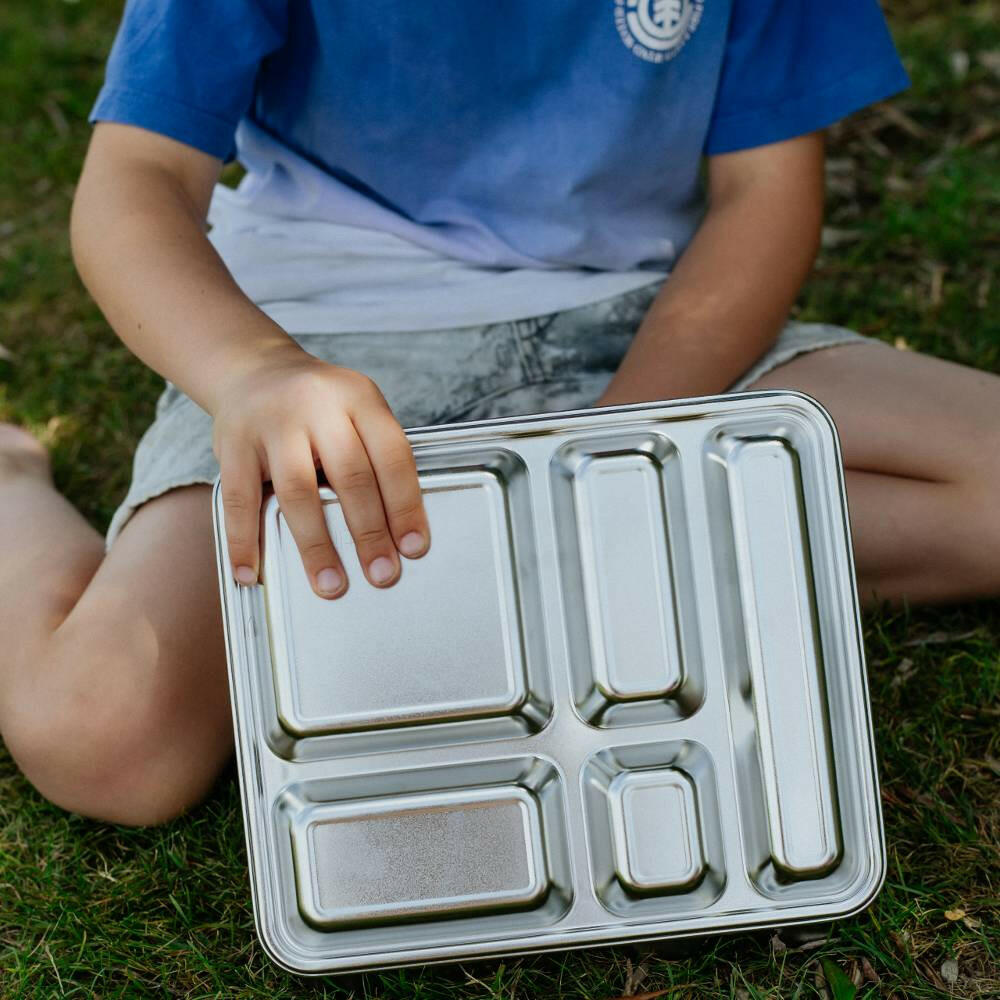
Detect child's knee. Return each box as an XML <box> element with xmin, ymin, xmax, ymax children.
<box><xmin>2</xmin><ymin>629</ymin><xmax>225</xmax><ymax>826</ymax></box>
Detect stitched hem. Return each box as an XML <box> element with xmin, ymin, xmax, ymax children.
<box><xmin>731</xmin><ymin>331</ymin><xmax>888</xmax><ymax>391</ymax></box>
<box><xmin>705</xmin><ymin>59</ymin><xmax>909</xmax><ymax>155</ymax></box>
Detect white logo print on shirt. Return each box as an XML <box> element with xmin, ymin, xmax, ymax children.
<box><xmin>615</xmin><ymin>0</ymin><xmax>703</xmax><ymax>63</ymax></box>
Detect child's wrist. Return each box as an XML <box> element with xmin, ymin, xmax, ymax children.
<box><xmin>196</xmin><ymin>326</ymin><xmax>309</xmax><ymax>416</ymax></box>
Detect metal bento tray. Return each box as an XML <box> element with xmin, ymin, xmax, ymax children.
<box><xmin>212</xmin><ymin>391</ymin><xmax>885</xmax><ymax>976</ymax></box>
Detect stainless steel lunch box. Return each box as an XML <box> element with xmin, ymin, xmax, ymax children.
<box><xmin>212</xmin><ymin>391</ymin><xmax>885</xmax><ymax>975</ymax></box>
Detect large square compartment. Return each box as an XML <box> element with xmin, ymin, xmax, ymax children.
<box><xmin>261</xmin><ymin>448</ymin><xmax>551</xmax><ymax>758</ymax></box>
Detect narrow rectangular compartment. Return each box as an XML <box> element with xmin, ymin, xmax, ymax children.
<box><xmin>261</xmin><ymin>448</ymin><xmax>551</xmax><ymax>758</ymax></box>
<box><xmin>705</xmin><ymin>430</ymin><xmax>843</xmax><ymax>892</ymax></box>
<box><xmin>582</xmin><ymin>741</ymin><xmax>725</xmax><ymax>917</ymax></box>
<box><xmin>273</xmin><ymin>757</ymin><xmax>573</xmax><ymax>959</ymax></box>
<box><xmin>550</xmin><ymin>434</ymin><xmax>703</xmax><ymax>727</ymax></box>
<box><xmin>574</xmin><ymin>452</ymin><xmax>682</xmax><ymax>699</ymax></box>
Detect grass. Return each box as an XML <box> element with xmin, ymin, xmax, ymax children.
<box><xmin>1</xmin><ymin>0</ymin><xmax>998</xmax><ymax>996</ymax></box>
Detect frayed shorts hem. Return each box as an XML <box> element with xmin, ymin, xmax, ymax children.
<box><xmin>104</xmin><ymin>310</ymin><xmax>881</xmax><ymax>551</ymax></box>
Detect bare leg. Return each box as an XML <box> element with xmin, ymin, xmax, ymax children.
<box><xmin>0</xmin><ymin>425</ymin><xmax>230</xmax><ymax>825</ymax></box>
<box><xmin>745</xmin><ymin>344</ymin><xmax>1000</xmax><ymax>605</ymax></box>
<box><xmin>2</xmin><ymin>341</ymin><xmax>997</xmax><ymax>823</ymax></box>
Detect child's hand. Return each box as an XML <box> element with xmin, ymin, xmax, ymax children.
<box><xmin>210</xmin><ymin>346</ymin><xmax>430</xmax><ymax>598</ymax></box>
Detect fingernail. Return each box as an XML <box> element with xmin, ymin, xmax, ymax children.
<box><xmin>316</xmin><ymin>567</ymin><xmax>343</xmax><ymax>595</ymax></box>
<box><xmin>398</xmin><ymin>531</ymin><xmax>426</xmax><ymax>558</ymax></box>
<box><xmin>234</xmin><ymin>565</ymin><xmax>257</xmax><ymax>586</ymax></box>
<box><xmin>368</xmin><ymin>556</ymin><xmax>395</xmax><ymax>585</ymax></box>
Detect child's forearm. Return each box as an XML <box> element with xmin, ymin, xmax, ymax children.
<box><xmin>71</xmin><ymin>124</ymin><xmax>430</xmax><ymax>597</ymax></box>
<box><xmin>71</xmin><ymin>124</ymin><xmax>304</xmax><ymax>416</ymax></box>
<box><xmin>595</xmin><ymin>133</ymin><xmax>825</xmax><ymax>406</ymax></box>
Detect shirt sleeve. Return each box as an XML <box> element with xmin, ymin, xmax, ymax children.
<box><xmin>89</xmin><ymin>0</ymin><xmax>289</xmax><ymax>160</ymax></box>
<box><xmin>704</xmin><ymin>0</ymin><xmax>909</xmax><ymax>155</ymax></box>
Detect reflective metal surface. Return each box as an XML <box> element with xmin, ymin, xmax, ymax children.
<box><xmin>609</xmin><ymin>768</ymin><xmax>704</xmax><ymax>895</ymax></box>
<box><xmin>289</xmin><ymin>785</ymin><xmax>548</xmax><ymax>929</ymax></box>
<box><xmin>213</xmin><ymin>391</ymin><xmax>884</xmax><ymax>975</ymax></box>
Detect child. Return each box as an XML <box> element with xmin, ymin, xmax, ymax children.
<box><xmin>1</xmin><ymin>0</ymin><xmax>998</xmax><ymax>827</ymax></box>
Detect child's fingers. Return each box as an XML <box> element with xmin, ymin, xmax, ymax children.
<box><xmin>266</xmin><ymin>432</ymin><xmax>347</xmax><ymax>599</ymax></box>
<box><xmin>352</xmin><ymin>411</ymin><xmax>430</xmax><ymax>559</ymax></box>
<box><xmin>313</xmin><ymin>422</ymin><xmax>401</xmax><ymax>588</ymax></box>
<box><xmin>219</xmin><ymin>441</ymin><xmax>263</xmax><ymax>586</ymax></box>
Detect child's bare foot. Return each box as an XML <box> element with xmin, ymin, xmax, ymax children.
<box><xmin>0</xmin><ymin>424</ymin><xmax>52</xmax><ymax>485</ymax></box>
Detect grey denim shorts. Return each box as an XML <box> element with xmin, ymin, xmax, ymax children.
<box><xmin>105</xmin><ymin>282</ymin><xmax>873</xmax><ymax>548</ymax></box>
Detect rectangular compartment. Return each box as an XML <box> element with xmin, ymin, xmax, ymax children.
<box><xmin>269</xmin><ymin>757</ymin><xmax>573</xmax><ymax>963</ymax></box>
<box><xmin>706</xmin><ymin>431</ymin><xmax>843</xmax><ymax>891</ymax></box>
<box><xmin>292</xmin><ymin>786</ymin><xmax>547</xmax><ymax>929</ymax></box>
<box><xmin>550</xmin><ymin>433</ymin><xmax>704</xmax><ymax>727</ymax></box>
<box><xmin>582</xmin><ymin>741</ymin><xmax>726</xmax><ymax>917</ymax></box>
<box><xmin>261</xmin><ymin>448</ymin><xmax>551</xmax><ymax>758</ymax></box>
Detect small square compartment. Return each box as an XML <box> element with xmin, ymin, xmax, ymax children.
<box><xmin>609</xmin><ymin>769</ymin><xmax>705</xmax><ymax>895</ymax></box>
<box><xmin>583</xmin><ymin>741</ymin><xmax>725</xmax><ymax>917</ymax></box>
<box><xmin>550</xmin><ymin>433</ymin><xmax>704</xmax><ymax>727</ymax></box>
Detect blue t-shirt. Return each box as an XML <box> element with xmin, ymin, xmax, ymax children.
<box><xmin>91</xmin><ymin>0</ymin><xmax>907</xmax><ymax>272</ymax></box>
